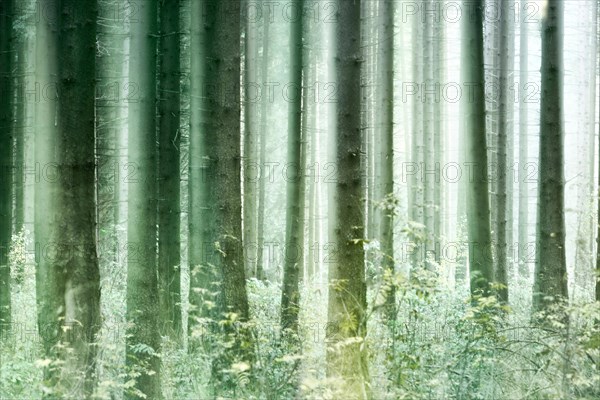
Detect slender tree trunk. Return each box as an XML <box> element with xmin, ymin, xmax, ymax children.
<box><xmin>495</xmin><ymin>0</ymin><xmax>511</xmax><ymax>303</ymax></box>
<box><xmin>409</xmin><ymin>6</ymin><xmax>424</xmax><ymax>270</ymax></box>
<box><xmin>573</xmin><ymin>0</ymin><xmax>598</xmax><ymax>300</ymax></box>
<box><xmin>518</xmin><ymin>0</ymin><xmax>529</xmax><ymax>278</ymax></box>
<box><xmin>377</xmin><ymin>0</ymin><xmax>395</xmax><ymax>314</ymax></box>
<box><xmin>256</xmin><ymin>17</ymin><xmax>270</xmax><ymax>281</ymax></box>
<box><xmin>126</xmin><ymin>0</ymin><xmax>161</xmax><ymax>396</ymax></box>
<box><xmin>0</xmin><ymin>0</ymin><xmax>13</xmax><ymax>334</ymax></box>
<box><xmin>189</xmin><ymin>0</ymin><xmax>212</xmax><ymax>329</ymax></box>
<box><xmin>35</xmin><ymin>0</ymin><xmax>101</xmax><ymax>396</ymax></box>
<box><xmin>13</xmin><ymin>14</ymin><xmax>26</xmax><ymax>235</ymax></box>
<box><xmin>326</xmin><ymin>0</ymin><xmax>370</xmax><ymax>397</ymax></box>
<box><xmin>422</xmin><ymin>0</ymin><xmax>435</xmax><ymax>262</ymax></box>
<box><xmin>281</xmin><ymin>0</ymin><xmax>304</xmax><ymax>334</ymax></box>
<box><xmin>244</xmin><ymin>0</ymin><xmax>259</xmax><ymax>279</ymax></box>
<box><xmin>433</xmin><ymin>10</ymin><xmax>443</xmax><ymax>249</ymax></box>
<box><xmin>533</xmin><ymin>0</ymin><xmax>568</xmax><ymax>312</ymax></box>
<box><xmin>158</xmin><ymin>0</ymin><xmax>182</xmax><ymax>340</ymax></box>
<box><xmin>595</xmin><ymin>0</ymin><xmax>600</xmax><ymax>304</ymax></box>
<box><xmin>461</xmin><ymin>0</ymin><xmax>494</xmax><ymax>295</ymax></box>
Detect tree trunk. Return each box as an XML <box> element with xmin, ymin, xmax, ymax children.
<box><xmin>126</xmin><ymin>0</ymin><xmax>161</xmax><ymax>396</ymax></box>
<box><xmin>433</xmin><ymin>9</ymin><xmax>444</xmax><ymax>250</ymax></box>
<box><xmin>533</xmin><ymin>0</ymin><xmax>569</xmax><ymax>312</ymax></box>
<box><xmin>518</xmin><ymin>0</ymin><xmax>529</xmax><ymax>279</ymax></box>
<box><xmin>281</xmin><ymin>0</ymin><xmax>304</xmax><ymax>334</ymax></box>
<box><xmin>461</xmin><ymin>0</ymin><xmax>494</xmax><ymax>295</ymax></box>
<box><xmin>243</xmin><ymin>1</ymin><xmax>259</xmax><ymax>279</ymax></box>
<box><xmin>158</xmin><ymin>0</ymin><xmax>182</xmax><ymax>340</ymax></box>
<box><xmin>377</xmin><ymin>0</ymin><xmax>395</xmax><ymax>315</ymax></box>
<box><xmin>256</xmin><ymin>17</ymin><xmax>270</xmax><ymax>281</ymax></box>
<box><xmin>0</xmin><ymin>0</ymin><xmax>13</xmax><ymax>334</ymax></box>
<box><xmin>326</xmin><ymin>0</ymin><xmax>370</xmax><ymax>396</ymax></box>
<box><xmin>200</xmin><ymin>0</ymin><xmax>250</xmax><ymax>350</ymax></box>
<box><xmin>422</xmin><ymin>0</ymin><xmax>435</xmax><ymax>263</ymax></box>
<box><xmin>35</xmin><ymin>0</ymin><xmax>101</xmax><ymax>396</ymax></box>
<box><xmin>409</xmin><ymin>7</ymin><xmax>424</xmax><ymax>270</ymax></box>
<box><xmin>495</xmin><ymin>0</ymin><xmax>512</xmax><ymax>303</ymax></box>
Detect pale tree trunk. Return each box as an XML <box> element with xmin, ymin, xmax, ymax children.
<box><xmin>518</xmin><ymin>0</ymin><xmax>530</xmax><ymax>279</ymax></box>
<box><xmin>243</xmin><ymin>0</ymin><xmax>259</xmax><ymax>279</ymax></box>
<box><xmin>256</xmin><ymin>17</ymin><xmax>270</xmax><ymax>281</ymax></box>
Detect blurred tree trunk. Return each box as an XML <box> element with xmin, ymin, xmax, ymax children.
<box><xmin>422</xmin><ymin>0</ymin><xmax>435</xmax><ymax>264</ymax></box>
<box><xmin>533</xmin><ymin>0</ymin><xmax>569</xmax><ymax>312</ymax></box>
<box><xmin>409</xmin><ymin>6</ymin><xmax>424</xmax><ymax>271</ymax></box>
<box><xmin>433</xmin><ymin>10</ymin><xmax>444</xmax><ymax>250</ymax></box>
<box><xmin>518</xmin><ymin>0</ymin><xmax>530</xmax><ymax>279</ymax></box>
<box><xmin>256</xmin><ymin>17</ymin><xmax>270</xmax><ymax>281</ymax></box>
<box><xmin>34</xmin><ymin>0</ymin><xmax>101</xmax><ymax>396</ymax></box>
<box><xmin>126</xmin><ymin>0</ymin><xmax>161</xmax><ymax>397</ymax></box>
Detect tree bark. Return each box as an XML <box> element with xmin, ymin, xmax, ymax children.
<box><xmin>126</xmin><ymin>0</ymin><xmax>161</xmax><ymax>396</ymax></box>
<box><xmin>281</xmin><ymin>0</ymin><xmax>305</xmax><ymax>334</ymax></box>
<box><xmin>533</xmin><ymin>0</ymin><xmax>569</xmax><ymax>312</ymax></box>
<box><xmin>35</xmin><ymin>0</ymin><xmax>101</xmax><ymax>396</ymax></box>
<box><xmin>461</xmin><ymin>0</ymin><xmax>494</xmax><ymax>295</ymax></box>
<box><xmin>518</xmin><ymin>0</ymin><xmax>529</xmax><ymax>279</ymax></box>
<box><xmin>0</xmin><ymin>0</ymin><xmax>13</xmax><ymax>334</ymax></box>
<box><xmin>158</xmin><ymin>0</ymin><xmax>182</xmax><ymax>340</ymax></box>
<box><xmin>326</xmin><ymin>0</ymin><xmax>370</xmax><ymax>396</ymax></box>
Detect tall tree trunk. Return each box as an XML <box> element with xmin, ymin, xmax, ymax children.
<box><xmin>409</xmin><ymin>6</ymin><xmax>424</xmax><ymax>270</ymax></box>
<box><xmin>518</xmin><ymin>0</ymin><xmax>529</xmax><ymax>278</ymax></box>
<box><xmin>34</xmin><ymin>0</ymin><xmax>101</xmax><ymax>396</ymax></box>
<box><xmin>326</xmin><ymin>0</ymin><xmax>370</xmax><ymax>396</ymax></box>
<box><xmin>461</xmin><ymin>0</ymin><xmax>494</xmax><ymax>295</ymax></box>
<box><xmin>495</xmin><ymin>0</ymin><xmax>512</xmax><ymax>302</ymax></box>
<box><xmin>573</xmin><ymin>0</ymin><xmax>598</xmax><ymax>300</ymax></box>
<box><xmin>13</xmin><ymin>10</ymin><xmax>26</xmax><ymax>235</ymax></box>
<box><xmin>189</xmin><ymin>0</ymin><xmax>212</xmax><ymax>329</ymax></box>
<box><xmin>200</xmin><ymin>0</ymin><xmax>250</xmax><ymax>357</ymax></box>
<box><xmin>422</xmin><ymin>0</ymin><xmax>435</xmax><ymax>262</ymax></box>
<box><xmin>533</xmin><ymin>0</ymin><xmax>569</xmax><ymax>312</ymax></box>
<box><xmin>281</xmin><ymin>0</ymin><xmax>304</xmax><ymax>334</ymax></box>
<box><xmin>256</xmin><ymin>17</ymin><xmax>270</xmax><ymax>281</ymax></box>
<box><xmin>433</xmin><ymin>10</ymin><xmax>444</xmax><ymax>250</ymax></box>
<box><xmin>377</xmin><ymin>0</ymin><xmax>395</xmax><ymax>314</ymax></box>
<box><xmin>126</xmin><ymin>0</ymin><xmax>161</xmax><ymax>396</ymax></box>
<box><xmin>243</xmin><ymin>0</ymin><xmax>259</xmax><ymax>279</ymax></box>
<box><xmin>158</xmin><ymin>0</ymin><xmax>182</xmax><ymax>340</ymax></box>
<box><xmin>0</xmin><ymin>0</ymin><xmax>13</xmax><ymax>334</ymax></box>
<box><xmin>595</xmin><ymin>0</ymin><xmax>600</xmax><ymax>304</ymax></box>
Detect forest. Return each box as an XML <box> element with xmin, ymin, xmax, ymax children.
<box><xmin>0</xmin><ymin>0</ymin><xmax>599</xmax><ymax>398</ymax></box>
